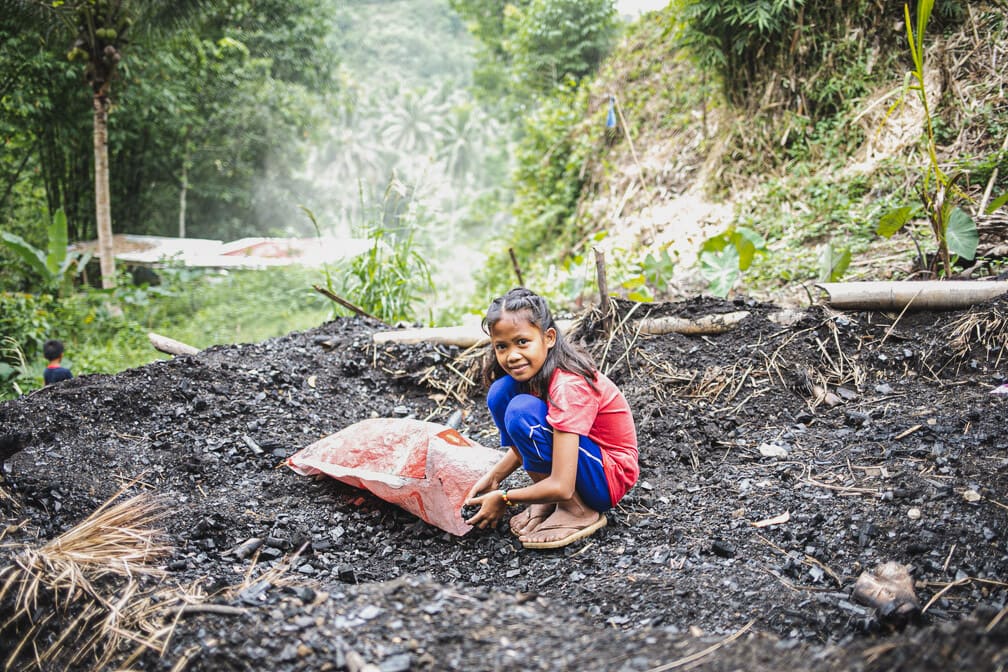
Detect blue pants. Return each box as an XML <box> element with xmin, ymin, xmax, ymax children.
<box><xmin>487</xmin><ymin>375</ymin><xmax>612</xmax><ymax>512</ymax></box>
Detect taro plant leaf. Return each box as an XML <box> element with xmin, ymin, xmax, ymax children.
<box><xmin>732</xmin><ymin>226</ymin><xmax>765</xmax><ymax>271</ymax></box>
<box><xmin>876</xmin><ymin>205</ymin><xmax>917</xmax><ymax>238</ymax></box>
<box><xmin>626</xmin><ymin>288</ymin><xmax>653</xmax><ymax>303</ymax></box>
<box><xmin>635</xmin><ymin>245</ymin><xmax>677</xmax><ymax>291</ymax></box>
<box><xmin>698</xmin><ymin>227</ymin><xmax>765</xmax><ymax>295</ymax></box>
<box><xmin>620</xmin><ymin>273</ymin><xmax>653</xmax><ymax>303</ymax></box>
<box><xmin>986</xmin><ymin>191</ymin><xmax>1008</xmax><ymax>215</ymax></box>
<box><xmin>731</xmin><ymin>233</ymin><xmax>756</xmax><ymax>271</ymax></box>
<box><xmin>700</xmin><ymin>232</ymin><xmax>731</xmax><ymax>254</ymax></box>
<box><xmin>699</xmin><ymin>245</ymin><xmax>740</xmax><ymax>298</ymax></box>
<box><xmin>945</xmin><ymin>207</ymin><xmax>978</xmax><ymax>260</ymax></box>
<box><xmin>818</xmin><ymin>243</ymin><xmax>851</xmax><ymax>282</ymax></box>
<box><xmin>621</xmin><ymin>274</ymin><xmax>646</xmax><ymax>290</ymax></box>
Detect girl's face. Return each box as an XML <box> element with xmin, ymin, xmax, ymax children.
<box><xmin>489</xmin><ymin>310</ymin><xmax>556</xmax><ymax>383</ymax></box>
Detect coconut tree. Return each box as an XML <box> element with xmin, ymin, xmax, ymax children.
<box><xmin>381</xmin><ymin>88</ymin><xmax>448</xmax><ymax>156</ymax></box>
<box><xmin>15</xmin><ymin>0</ymin><xmax>207</xmax><ymax>289</ymax></box>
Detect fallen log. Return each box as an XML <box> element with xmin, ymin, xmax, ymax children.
<box><xmin>372</xmin><ymin>311</ymin><xmax>760</xmax><ymax>347</ymax></box>
<box><xmin>148</xmin><ymin>332</ymin><xmax>199</xmax><ymax>357</ymax></box>
<box><xmin>816</xmin><ymin>280</ymin><xmax>1008</xmax><ymax>311</ymax></box>
<box><xmin>372</xmin><ymin>325</ymin><xmax>489</xmax><ymax>348</ymax></box>
<box><xmin>637</xmin><ymin>311</ymin><xmax>750</xmax><ymax>336</ymax></box>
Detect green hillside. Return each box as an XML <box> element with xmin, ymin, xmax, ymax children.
<box><xmin>488</xmin><ymin>1</ymin><xmax>1008</xmax><ymax>306</ymax></box>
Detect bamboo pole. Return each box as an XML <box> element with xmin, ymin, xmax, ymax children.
<box><xmin>612</xmin><ymin>94</ymin><xmax>651</xmax><ymax>192</ymax></box>
<box><xmin>816</xmin><ymin>281</ymin><xmax>1008</xmax><ymax>311</ymax></box>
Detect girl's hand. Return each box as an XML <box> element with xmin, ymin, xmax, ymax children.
<box><xmin>465</xmin><ymin>472</ymin><xmax>499</xmax><ymax>502</ymax></box>
<box><xmin>463</xmin><ymin>490</ymin><xmax>507</xmax><ymax>529</ymax></box>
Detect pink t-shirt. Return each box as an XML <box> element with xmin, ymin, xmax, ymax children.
<box><xmin>545</xmin><ymin>369</ymin><xmax>639</xmax><ymax>506</ymax></box>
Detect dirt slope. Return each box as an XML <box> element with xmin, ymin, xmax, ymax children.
<box><xmin>0</xmin><ymin>295</ymin><xmax>1006</xmax><ymax>671</ymax></box>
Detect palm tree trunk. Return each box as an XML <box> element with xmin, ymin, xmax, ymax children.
<box><xmin>179</xmin><ymin>159</ymin><xmax>188</xmax><ymax>238</ymax></box>
<box><xmin>93</xmin><ymin>88</ymin><xmax>116</xmax><ymax>289</ymax></box>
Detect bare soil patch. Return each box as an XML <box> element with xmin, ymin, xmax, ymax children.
<box><xmin>1</xmin><ymin>295</ymin><xmax>1006</xmax><ymax>671</ymax></box>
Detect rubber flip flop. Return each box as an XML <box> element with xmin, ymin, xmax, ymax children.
<box><xmin>521</xmin><ymin>514</ymin><xmax>607</xmax><ymax>549</ymax></box>
<box><xmin>509</xmin><ymin>507</ymin><xmax>549</xmax><ymax>537</ymax></box>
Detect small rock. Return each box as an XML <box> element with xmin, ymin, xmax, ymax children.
<box><xmin>259</xmin><ymin>547</ymin><xmax>283</xmax><ymax>560</ymax></box>
<box><xmin>358</xmin><ymin>604</ymin><xmax>383</xmax><ymax>620</ymax></box>
<box><xmin>711</xmin><ymin>540</ymin><xmax>735</xmax><ymax>558</ymax></box>
<box><xmin>228</xmin><ymin>537</ymin><xmax>263</xmax><ymax>559</ymax></box>
<box><xmin>758</xmin><ymin>443</ymin><xmax>788</xmax><ymax>458</ymax></box>
<box><xmin>293</xmin><ymin>586</ymin><xmax>316</xmax><ymax>603</ymax></box>
<box><xmin>380</xmin><ymin>653</ymin><xmax>412</xmax><ymax>672</ymax></box>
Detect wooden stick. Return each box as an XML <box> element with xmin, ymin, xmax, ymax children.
<box><xmin>879</xmin><ymin>288</ymin><xmax>922</xmax><ymax>346</ymax></box>
<box><xmin>508</xmin><ymin>248</ymin><xmax>525</xmax><ymax>287</ymax></box>
<box><xmin>312</xmin><ymin>284</ymin><xmax>386</xmax><ymax>324</ymax></box>
<box><xmin>894</xmin><ymin>424</ymin><xmax>922</xmax><ymax>440</ymax></box>
<box><xmin>922</xmin><ymin>576</ymin><xmax>971</xmax><ymax>613</ymax></box>
<box><xmin>175</xmin><ymin>604</ymin><xmax>247</xmax><ymax>617</ymax></box>
<box><xmin>979</xmin><ymin>132</ymin><xmax>1008</xmax><ymax>215</ymax></box>
<box><xmin>986</xmin><ymin>604</ymin><xmax>1008</xmax><ymax>633</ymax></box>
<box><xmin>612</xmin><ymin>94</ymin><xmax>651</xmax><ymax>192</ymax></box>
<box><xmin>148</xmin><ymin>332</ymin><xmax>198</xmax><ymax>357</ymax></box>
<box><xmin>594</xmin><ymin>247</ymin><xmax>611</xmax><ymax>332</ymax></box>
<box><xmin>646</xmin><ymin>620</ymin><xmax>754</xmax><ymax>672</ymax></box>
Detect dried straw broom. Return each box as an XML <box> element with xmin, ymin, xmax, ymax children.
<box><xmin>0</xmin><ymin>490</ymin><xmax>172</xmax><ymax>671</ymax></box>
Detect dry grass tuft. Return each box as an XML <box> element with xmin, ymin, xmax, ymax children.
<box><xmin>417</xmin><ymin>342</ymin><xmax>487</xmax><ymax>411</ymax></box>
<box><xmin>947</xmin><ymin>305</ymin><xmax>1008</xmax><ymax>369</ymax></box>
<box><xmin>0</xmin><ymin>483</ymin><xmax>18</xmax><ymax>512</ymax></box>
<box><xmin>0</xmin><ymin>490</ymin><xmax>174</xmax><ymax>671</ymax></box>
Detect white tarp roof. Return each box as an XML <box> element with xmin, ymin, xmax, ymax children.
<box><xmin>71</xmin><ymin>234</ymin><xmax>370</xmax><ymax>269</ymax></box>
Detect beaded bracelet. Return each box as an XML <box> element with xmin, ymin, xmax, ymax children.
<box><xmin>501</xmin><ymin>489</ymin><xmax>515</xmax><ymax>507</ymax></box>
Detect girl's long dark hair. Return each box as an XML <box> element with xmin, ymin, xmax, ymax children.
<box><xmin>481</xmin><ymin>287</ymin><xmax>597</xmax><ymax>399</ymax></box>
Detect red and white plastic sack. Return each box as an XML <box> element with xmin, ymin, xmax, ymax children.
<box><xmin>286</xmin><ymin>418</ymin><xmax>500</xmax><ymax>536</ymax></box>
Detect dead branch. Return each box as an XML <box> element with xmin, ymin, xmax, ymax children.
<box><xmin>148</xmin><ymin>332</ymin><xmax>199</xmax><ymax>357</ymax></box>
<box><xmin>508</xmin><ymin>248</ymin><xmax>525</xmax><ymax>286</ymax></box>
<box><xmin>312</xmin><ymin>285</ymin><xmax>386</xmax><ymax>324</ymax></box>
<box><xmin>594</xmin><ymin>247</ymin><xmax>612</xmax><ymax>334</ymax></box>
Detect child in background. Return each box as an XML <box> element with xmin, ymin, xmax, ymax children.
<box><xmin>42</xmin><ymin>339</ymin><xmax>73</xmax><ymax>385</ymax></box>
<box><xmin>464</xmin><ymin>287</ymin><xmax>639</xmax><ymax>549</ymax></box>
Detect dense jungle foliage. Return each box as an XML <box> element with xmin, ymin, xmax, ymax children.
<box><xmin>483</xmin><ymin>0</ymin><xmax>1007</xmax><ymax>302</ymax></box>
<box><xmin>2</xmin><ymin>0</ymin><xmax>1007</xmax><ymax>398</ymax></box>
